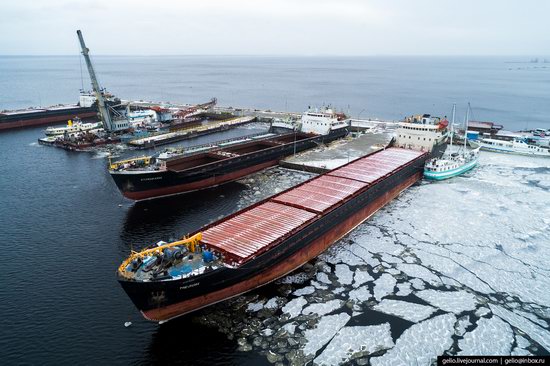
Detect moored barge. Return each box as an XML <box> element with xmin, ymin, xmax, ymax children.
<box><xmin>110</xmin><ymin>129</ymin><xmax>347</xmax><ymax>200</ymax></box>
<box><xmin>117</xmin><ymin>146</ymin><xmax>432</xmax><ymax>322</ymax></box>
<box><xmin>109</xmin><ymin>109</ymin><xmax>350</xmax><ymax>200</ymax></box>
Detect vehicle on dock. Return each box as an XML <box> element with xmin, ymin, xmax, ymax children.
<box><xmin>117</xmin><ymin>147</ymin><xmax>430</xmax><ymax>322</ymax></box>
<box><xmin>424</xmin><ymin>104</ymin><xmax>480</xmax><ymax>180</ymax></box>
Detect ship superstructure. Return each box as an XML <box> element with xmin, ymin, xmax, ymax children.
<box><xmin>395</xmin><ymin>113</ymin><xmax>448</xmax><ymax>156</ymax></box>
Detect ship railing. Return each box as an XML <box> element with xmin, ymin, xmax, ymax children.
<box><xmin>162</xmin><ymin>132</ymin><xmax>274</xmax><ymax>158</ymax></box>
<box><xmin>109</xmin><ymin>156</ymin><xmax>153</xmax><ymax>170</ymax></box>
<box><xmin>118</xmin><ymin>233</ymin><xmax>203</xmax><ymax>279</ymax></box>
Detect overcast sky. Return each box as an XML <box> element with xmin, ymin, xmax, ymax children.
<box><xmin>1</xmin><ymin>0</ymin><xmax>549</xmax><ymax>56</ymax></box>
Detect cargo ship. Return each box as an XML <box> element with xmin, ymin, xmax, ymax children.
<box><xmin>109</xmin><ymin>109</ymin><xmax>350</xmax><ymax>200</ymax></box>
<box><xmin>0</xmin><ymin>91</ymin><xmax>119</xmax><ymax>131</ymax></box>
<box><xmin>118</xmin><ymin>146</ymin><xmax>436</xmax><ymax>322</ymax></box>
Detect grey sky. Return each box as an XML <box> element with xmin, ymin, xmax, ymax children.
<box><xmin>1</xmin><ymin>0</ymin><xmax>549</xmax><ymax>55</ymax></box>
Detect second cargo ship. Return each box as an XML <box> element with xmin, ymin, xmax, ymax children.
<box><xmin>109</xmin><ymin>108</ymin><xmax>349</xmax><ymax>200</ymax></box>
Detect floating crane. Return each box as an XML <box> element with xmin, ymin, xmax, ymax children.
<box><xmin>76</xmin><ymin>30</ymin><xmax>127</xmax><ymax>132</ymax></box>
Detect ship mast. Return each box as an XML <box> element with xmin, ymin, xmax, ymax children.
<box><xmin>76</xmin><ymin>30</ymin><xmax>114</xmax><ymax>132</ymax></box>
<box><xmin>464</xmin><ymin>103</ymin><xmax>470</xmax><ymax>152</ymax></box>
<box><xmin>449</xmin><ymin>103</ymin><xmax>455</xmax><ymax>155</ymax></box>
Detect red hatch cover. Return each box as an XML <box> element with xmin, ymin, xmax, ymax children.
<box><xmin>328</xmin><ymin>148</ymin><xmax>424</xmax><ymax>183</ymax></box>
<box><xmin>201</xmin><ymin>201</ymin><xmax>316</xmax><ymax>262</ymax></box>
<box><xmin>272</xmin><ymin>175</ymin><xmax>366</xmax><ymax>213</ymax></box>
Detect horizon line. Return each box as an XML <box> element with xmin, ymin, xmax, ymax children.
<box><xmin>1</xmin><ymin>54</ymin><xmax>549</xmax><ymax>58</ymax></box>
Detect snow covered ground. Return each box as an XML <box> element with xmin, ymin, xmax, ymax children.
<box><xmin>198</xmin><ymin>152</ymin><xmax>550</xmax><ymax>365</ymax></box>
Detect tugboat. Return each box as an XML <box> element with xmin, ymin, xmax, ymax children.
<box><xmin>424</xmin><ymin>104</ymin><xmax>480</xmax><ymax>180</ymax></box>
<box><xmin>44</xmin><ymin>117</ymin><xmax>103</xmax><ymax>136</ymax></box>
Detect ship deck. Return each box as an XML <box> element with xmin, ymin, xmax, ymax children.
<box><xmin>200</xmin><ymin>147</ymin><xmax>425</xmax><ymax>264</ymax></box>
<box><xmin>165</xmin><ymin>132</ymin><xmax>314</xmax><ymax>173</ymax></box>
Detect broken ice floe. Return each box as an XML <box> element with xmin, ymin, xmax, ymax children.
<box><xmin>246</xmin><ymin>301</ymin><xmax>265</xmax><ymax>312</ymax></box>
<box><xmin>302</xmin><ymin>313</ymin><xmax>351</xmax><ymax>357</ymax></box>
<box><xmin>458</xmin><ymin>316</ymin><xmax>514</xmax><ymax>355</ymax></box>
<box><xmin>396</xmin><ymin>263</ymin><xmax>441</xmax><ymax>286</ymax></box>
<box><xmin>409</xmin><ymin>278</ymin><xmax>425</xmax><ymax>290</ymax></box>
<box><xmin>373</xmin><ymin>273</ymin><xmax>396</xmax><ymax>300</ymax></box>
<box><xmin>302</xmin><ymin>299</ymin><xmax>343</xmax><ymax>317</ymax></box>
<box><xmin>282</xmin><ymin>297</ymin><xmax>308</xmax><ymax>319</ymax></box>
<box><xmin>293</xmin><ymin>286</ymin><xmax>315</xmax><ymax>296</ymax></box>
<box><xmin>455</xmin><ymin>315</ymin><xmax>471</xmax><ymax>336</ymax></box>
<box><xmin>475</xmin><ymin>307</ymin><xmax>491</xmax><ymax>317</ymax></box>
<box><xmin>353</xmin><ymin>269</ymin><xmax>374</xmax><ymax>288</ymax></box>
<box><xmin>370</xmin><ymin>313</ymin><xmax>456</xmax><ymax>366</ymax></box>
<box><xmin>314</xmin><ymin>324</ymin><xmax>394</xmax><ymax>366</ymax></box>
<box><xmin>311</xmin><ymin>280</ymin><xmax>329</xmax><ymax>290</ymax></box>
<box><xmin>348</xmin><ymin>286</ymin><xmax>372</xmax><ymax>303</ymax></box>
<box><xmin>316</xmin><ymin>272</ymin><xmax>332</xmax><ymax>285</ymax></box>
<box><xmin>415</xmin><ymin>289</ymin><xmax>478</xmax><ymax>314</ymax></box>
<box><xmin>490</xmin><ymin>304</ymin><xmax>550</xmax><ymax>352</ymax></box>
<box><xmin>334</xmin><ymin>264</ymin><xmax>354</xmax><ymax>285</ymax></box>
<box><xmin>395</xmin><ymin>283</ymin><xmax>413</xmax><ymax>296</ymax></box>
<box><xmin>373</xmin><ymin>299</ymin><xmax>437</xmax><ymax>323</ymax></box>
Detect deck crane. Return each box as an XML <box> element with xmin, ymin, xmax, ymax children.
<box><xmin>77</xmin><ymin>30</ymin><xmax>127</xmax><ymax>132</ymax></box>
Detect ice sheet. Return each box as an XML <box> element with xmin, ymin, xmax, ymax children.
<box><xmin>458</xmin><ymin>316</ymin><xmax>514</xmax><ymax>355</ymax></box>
<box><xmin>302</xmin><ymin>313</ymin><xmax>351</xmax><ymax>357</ymax></box>
<box><xmin>314</xmin><ymin>324</ymin><xmax>394</xmax><ymax>366</ymax></box>
<box><xmin>416</xmin><ymin>289</ymin><xmax>478</xmax><ymax>314</ymax></box>
<box><xmin>282</xmin><ymin>297</ymin><xmax>307</xmax><ymax>318</ymax></box>
<box><xmin>373</xmin><ymin>273</ymin><xmax>396</xmax><ymax>300</ymax></box>
<box><xmin>370</xmin><ymin>314</ymin><xmax>456</xmax><ymax>366</ymax></box>
<box><xmin>302</xmin><ymin>300</ymin><xmax>343</xmax><ymax>317</ymax></box>
<box><xmin>373</xmin><ymin>299</ymin><xmax>437</xmax><ymax>323</ymax></box>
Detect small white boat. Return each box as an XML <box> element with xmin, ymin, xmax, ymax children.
<box><xmin>45</xmin><ymin>118</ymin><xmax>103</xmax><ymax>136</ymax></box>
<box><xmin>477</xmin><ymin>138</ymin><xmax>550</xmax><ymax>157</ymax></box>
<box><xmin>424</xmin><ymin>104</ymin><xmax>480</xmax><ymax>180</ymax></box>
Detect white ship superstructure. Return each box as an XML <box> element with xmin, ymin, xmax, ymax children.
<box><xmin>300</xmin><ymin>107</ymin><xmax>349</xmax><ymax>135</ymax></box>
<box><xmin>478</xmin><ymin>138</ymin><xmax>550</xmax><ymax>157</ymax></box>
<box><xmin>395</xmin><ymin>114</ymin><xmax>448</xmax><ymax>153</ymax></box>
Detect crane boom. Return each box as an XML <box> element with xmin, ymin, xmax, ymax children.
<box><xmin>76</xmin><ymin>30</ymin><xmax>114</xmax><ymax>131</ymax></box>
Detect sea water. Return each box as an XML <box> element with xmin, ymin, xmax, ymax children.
<box><xmin>0</xmin><ymin>56</ymin><xmax>549</xmax><ymax>365</ymax></box>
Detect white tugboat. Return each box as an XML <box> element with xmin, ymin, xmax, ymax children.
<box><xmin>424</xmin><ymin>104</ymin><xmax>480</xmax><ymax>180</ymax></box>
<box><xmin>45</xmin><ymin>117</ymin><xmax>103</xmax><ymax>136</ymax></box>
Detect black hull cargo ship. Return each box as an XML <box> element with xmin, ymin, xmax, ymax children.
<box><xmin>0</xmin><ymin>105</ymin><xmax>97</xmax><ymax>131</ymax></box>
<box><xmin>109</xmin><ymin>128</ymin><xmax>348</xmax><ymax>200</ymax></box>
<box><xmin>117</xmin><ymin>146</ymin><xmax>441</xmax><ymax>323</ymax></box>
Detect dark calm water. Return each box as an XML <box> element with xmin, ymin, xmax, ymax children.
<box><xmin>0</xmin><ymin>56</ymin><xmax>549</xmax><ymax>365</ymax></box>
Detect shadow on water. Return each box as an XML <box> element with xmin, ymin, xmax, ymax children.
<box><xmin>143</xmin><ymin>312</ymin><xmax>267</xmax><ymax>366</ymax></box>
<box><xmin>120</xmin><ymin>182</ymin><xmax>248</xmax><ymax>250</ymax></box>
